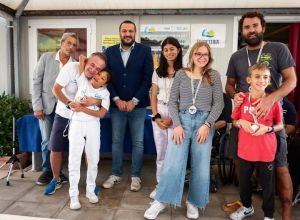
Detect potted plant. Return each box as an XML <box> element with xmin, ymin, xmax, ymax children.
<box><xmin>0</xmin><ymin>92</ymin><xmax>32</xmax><ymax>169</ymax></box>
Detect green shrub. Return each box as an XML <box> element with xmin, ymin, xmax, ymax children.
<box><xmin>0</xmin><ymin>92</ymin><xmax>32</xmax><ymax>156</ymax></box>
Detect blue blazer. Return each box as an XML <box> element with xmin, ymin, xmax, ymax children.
<box><xmin>106</xmin><ymin>42</ymin><xmax>154</xmax><ymax>108</ymax></box>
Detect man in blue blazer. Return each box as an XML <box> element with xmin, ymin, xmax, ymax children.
<box><xmin>102</xmin><ymin>20</ymin><xmax>154</xmax><ymax>191</ymax></box>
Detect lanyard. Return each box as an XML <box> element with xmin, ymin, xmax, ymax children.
<box><xmin>190</xmin><ymin>76</ymin><xmax>202</xmax><ymax>106</ymax></box>
<box><xmin>248</xmin><ymin>94</ymin><xmax>258</xmax><ymax>124</ymax></box>
<box><xmin>163</xmin><ymin>77</ymin><xmax>174</xmax><ymax>104</ymax></box>
<box><xmin>246</xmin><ymin>42</ymin><xmax>264</xmax><ymax>67</ymax></box>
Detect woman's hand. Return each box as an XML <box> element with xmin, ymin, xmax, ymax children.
<box><xmin>161</xmin><ymin>117</ymin><xmax>172</xmax><ymax>128</ymax></box>
<box><xmin>196</xmin><ymin>124</ymin><xmax>209</xmax><ymax>144</ymax></box>
<box><xmin>172</xmin><ymin>125</ymin><xmax>185</xmax><ymax>144</ymax></box>
<box><xmin>155</xmin><ymin>117</ymin><xmax>172</xmax><ymax>130</ymax></box>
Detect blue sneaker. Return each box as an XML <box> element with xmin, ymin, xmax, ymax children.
<box><xmin>44</xmin><ymin>178</ymin><xmax>62</xmax><ymax>195</ymax></box>
<box><xmin>94</xmin><ymin>185</ymin><xmax>100</xmax><ymax>195</ymax></box>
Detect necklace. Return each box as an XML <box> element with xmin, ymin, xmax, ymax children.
<box><xmin>163</xmin><ymin>76</ymin><xmax>174</xmax><ymax>104</ymax></box>
<box><xmin>246</xmin><ymin>42</ymin><xmax>265</xmax><ymax>67</ymax></box>
<box><xmin>248</xmin><ymin>91</ymin><xmax>265</xmax><ymax>132</ymax></box>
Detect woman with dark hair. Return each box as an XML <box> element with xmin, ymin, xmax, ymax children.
<box><xmin>150</xmin><ymin>37</ymin><xmax>182</xmax><ymax>199</ymax></box>
<box><xmin>144</xmin><ymin>41</ymin><xmax>223</xmax><ymax>219</ymax></box>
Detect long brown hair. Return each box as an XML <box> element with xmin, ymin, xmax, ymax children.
<box><xmin>185</xmin><ymin>41</ymin><xmax>214</xmax><ymax>86</ymax></box>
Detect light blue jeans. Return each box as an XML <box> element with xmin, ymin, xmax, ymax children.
<box><xmin>38</xmin><ymin>112</ymin><xmax>54</xmax><ymax>172</ymax></box>
<box><xmin>155</xmin><ymin>110</ymin><xmax>214</xmax><ymax>208</ymax></box>
<box><xmin>110</xmin><ymin>107</ymin><xmax>146</xmax><ymax>177</ymax></box>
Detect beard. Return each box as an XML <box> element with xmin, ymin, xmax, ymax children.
<box><xmin>243</xmin><ymin>32</ymin><xmax>264</xmax><ymax>47</ymax></box>
<box><xmin>121</xmin><ymin>37</ymin><xmax>134</xmax><ymax>47</ymax></box>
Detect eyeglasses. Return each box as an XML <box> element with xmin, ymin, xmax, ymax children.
<box><xmin>193</xmin><ymin>52</ymin><xmax>209</xmax><ymax>59</ymax></box>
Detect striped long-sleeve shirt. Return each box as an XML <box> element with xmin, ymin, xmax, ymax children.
<box><xmin>168</xmin><ymin>69</ymin><xmax>224</xmax><ymax>127</ymax></box>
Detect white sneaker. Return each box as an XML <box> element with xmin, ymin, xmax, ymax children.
<box><xmin>102</xmin><ymin>175</ymin><xmax>122</xmax><ymax>189</ymax></box>
<box><xmin>144</xmin><ymin>200</ymin><xmax>166</xmax><ymax>219</ymax></box>
<box><xmin>230</xmin><ymin>206</ymin><xmax>254</xmax><ymax>220</ymax></box>
<box><xmin>70</xmin><ymin>196</ymin><xmax>81</xmax><ymax>210</ymax></box>
<box><xmin>86</xmin><ymin>192</ymin><xmax>99</xmax><ymax>204</ymax></box>
<box><xmin>186</xmin><ymin>201</ymin><xmax>199</xmax><ymax>219</ymax></box>
<box><xmin>130</xmin><ymin>177</ymin><xmax>141</xmax><ymax>192</ymax></box>
<box><xmin>149</xmin><ymin>188</ymin><xmax>156</xmax><ymax>199</ymax></box>
<box><xmin>264</xmin><ymin>217</ymin><xmax>274</xmax><ymax>220</ymax></box>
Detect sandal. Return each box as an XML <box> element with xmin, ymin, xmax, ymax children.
<box><xmin>222</xmin><ymin>200</ymin><xmax>243</xmax><ymax>212</ymax></box>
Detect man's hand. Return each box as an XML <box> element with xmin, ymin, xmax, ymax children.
<box><xmin>126</xmin><ymin>100</ymin><xmax>136</xmax><ymax>112</ymax></box>
<box><xmin>253</xmin><ymin>95</ymin><xmax>275</xmax><ymax>119</ymax></box>
<box><xmin>233</xmin><ymin>92</ymin><xmax>246</xmax><ymax>107</ymax></box>
<box><xmin>115</xmin><ymin>99</ymin><xmax>127</xmax><ymax>112</ymax></box>
<box><xmin>34</xmin><ymin>110</ymin><xmax>44</xmax><ymax>120</ymax></box>
<box><xmin>69</xmin><ymin>102</ymin><xmax>83</xmax><ymax>112</ymax></box>
<box><xmin>80</xmin><ymin>96</ymin><xmax>101</xmax><ymax>107</ymax></box>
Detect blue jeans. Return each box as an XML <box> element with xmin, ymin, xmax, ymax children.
<box><xmin>155</xmin><ymin>110</ymin><xmax>214</xmax><ymax>208</ymax></box>
<box><xmin>38</xmin><ymin>111</ymin><xmax>55</xmax><ymax>172</ymax></box>
<box><xmin>110</xmin><ymin>107</ymin><xmax>146</xmax><ymax>177</ymax></box>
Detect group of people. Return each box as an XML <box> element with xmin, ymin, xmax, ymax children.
<box><xmin>31</xmin><ymin>11</ymin><xmax>297</xmax><ymax>220</ymax></box>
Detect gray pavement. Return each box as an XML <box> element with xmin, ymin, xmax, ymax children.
<box><xmin>0</xmin><ymin>158</ymin><xmax>299</xmax><ymax>220</ymax></box>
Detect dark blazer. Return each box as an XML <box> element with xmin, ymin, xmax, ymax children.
<box><xmin>105</xmin><ymin>42</ymin><xmax>154</xmax><ymax>108</ymax></box>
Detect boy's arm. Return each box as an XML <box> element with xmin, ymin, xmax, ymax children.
<box><xmin>80</xmin><ymin>96</ymin><xmax>101</xmax><ymax>107</ymax></box>
<box><xmin>70</xmin><ymin>104</ymin><xmax>107</xmax><ymax>118</ymax></box>
<box><xmin>79</xmin><ymin>55</ymin><xmax>87</xmax><ymax>74</ymax></box>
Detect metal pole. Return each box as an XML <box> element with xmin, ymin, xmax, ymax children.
<box><xmin>12</xmin><ymin>0</ymin><xmax>29</xmax><ymax>97</ymax></box>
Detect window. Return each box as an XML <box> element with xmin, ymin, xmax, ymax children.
<box><xmin>28</xmin><ymin>19</ymin><xmax>96</xmax><ymax>93</ymax></box>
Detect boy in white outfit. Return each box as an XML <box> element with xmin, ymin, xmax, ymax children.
<box><xmin>68</xmin><ymin>69</ymin><xmax>110</xmax><ymax>210</ymax></box>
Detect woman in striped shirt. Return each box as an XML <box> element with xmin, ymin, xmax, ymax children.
<box><xmin>144</xmin><ymin>41</ymin><xmax>224</xmax><ymax>220</ymax></box>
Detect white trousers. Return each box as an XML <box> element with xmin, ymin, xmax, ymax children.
<box><xmin>152</xmin><ymin>102</ymin><xmax>173</xmax><ymax>183</ymax></box>
<box><xmin>68</xmin><ymin>120</ymin><xmax>100</xmax><ymax>197</ymax></box>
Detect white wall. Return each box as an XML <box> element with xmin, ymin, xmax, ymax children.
<box><xmin>19</xmin><ymin>14</ymin><xmax>239</xmax><ymax>98</ymax></box>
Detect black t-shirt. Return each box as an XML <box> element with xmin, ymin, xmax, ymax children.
<box><xmin>282</xmin><ymin>98</ymin><xmax>297</xmax><ymax>126</ymax></box>
<box><xmin>226</xmin><ymin>42</ymin><xmax>295</xmax><ymax>93</ymax></box>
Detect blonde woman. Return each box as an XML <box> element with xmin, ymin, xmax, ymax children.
<box><xmin>144</xmin><ymin>41</ymin><xmax>224</xmax><ymax>219</ymax></box>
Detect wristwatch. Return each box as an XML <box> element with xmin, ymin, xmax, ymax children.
<box><xmin>267</xmin><ymin>126</ymin><xmax>274</xmax><ymax>133</ymax></box>
<box><xmin>132</xmin><ymin>98</ymin><xmax>139</xmax><ymax>106</ymax></box>
<box><xmin>66</xmin><ymin>101</ymin><xmax>71</xmax><ymax>109</ymax></box>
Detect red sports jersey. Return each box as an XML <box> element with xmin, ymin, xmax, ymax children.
<box><xmin>231</xmin><ymin>94</ymin><xmax>282</xmax><ymax>162</ymax></box>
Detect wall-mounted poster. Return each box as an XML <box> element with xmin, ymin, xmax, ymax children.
<box><xmin>37</xmin><ymin>28</ymin><xmax>87</xmax><ymax>61</ymax></box>
<box><xmin>191</xmin><ymin>24</ymin><xmax>226</xmax><ymax>48</ymax></box>
<box><xmin>140</xmin><ymin>24</ymin><xmax>190</xmax><ymax>69</ymax></box>
<box><xmin>101</xmin><ymin>35</ymin><xmax>120</xmax><ymax>52</ymax></box>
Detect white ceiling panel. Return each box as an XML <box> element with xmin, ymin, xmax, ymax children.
<box><xmin>0</xmin><ymin>0</ymin><xmax>300</xmax><ymax>11</ymax></box>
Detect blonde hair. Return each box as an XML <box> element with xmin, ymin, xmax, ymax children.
<box><xmin>185</xmin><ymin>41</ymin><xmax>214</xmax><ymax>86</ymax></box>
<box><xmin>248</xmin><ymin>63</ymin><xmax>270</xmax><ymax>77</ymax></box>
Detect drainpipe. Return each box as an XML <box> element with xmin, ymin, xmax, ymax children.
<box><xmin>12</xmin><ymin>0</ymin><xmax>29</xmax><ymax>97</ymax></box>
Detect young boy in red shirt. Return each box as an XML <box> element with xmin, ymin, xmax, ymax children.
<box><xmin>230</xmin><ymin>63</ymin><xmax>283</xmax><ymax>220</ymax></box>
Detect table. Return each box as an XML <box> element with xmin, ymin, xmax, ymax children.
<box><xmin>16</xmin><ymin>111</ymin><xmax>156</xmax><ymax>155</ymax></box>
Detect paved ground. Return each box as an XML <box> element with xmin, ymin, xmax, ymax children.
<box><xmin>0</xmin><ymin>158</ymin><xmax>299</xmax><ymax>220</ymax></box>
